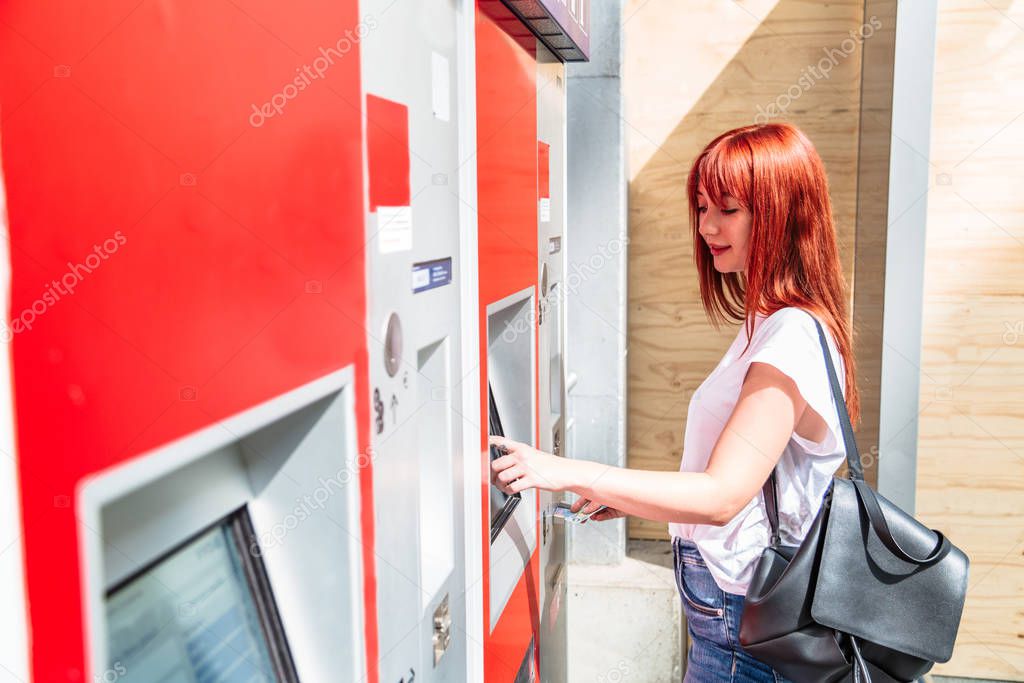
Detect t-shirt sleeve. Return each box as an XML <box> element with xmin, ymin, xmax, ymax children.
<box><xmin>742</xmin><ymin>310</ymin><xmax>846</xmax><ymax>456</ymax></box>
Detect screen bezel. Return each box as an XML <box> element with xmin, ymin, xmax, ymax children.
<box><xmin>105</xmin><ymin>507</ymin><xmax>300</xmax><ymax>683</ymax></box>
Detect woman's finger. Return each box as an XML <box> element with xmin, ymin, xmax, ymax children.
<box><xmin>570</xmin><ymin>497</ymin><xmax>589</xmax><ymax>513</ymax></box>
<box><xmin>498</xmin><ymin>466</ymin><xmax>524</xmax><ymax>484</ymax></box>
<box><xmin>490</xmin><ymin>454</ymin><xmax>511</xmax><ymax>471</ymax></box>
<box><xmin>582</xmin><ymin>500</ymin><xmax>603</xmax><ymax>514</ymax></box>
<box><xmin>488</xmin><ymin>435</ymin><xmax>512</xmax><ymax>451</ymax></box>
<box><xmin>591</xmin><ymin>508</ymin><xmax>623</xmax><ymax>522</ymax></box>
<box><xmin>508</xmin><ymin>475</ymin><xmax>532</xmax><ymax>494</ymax></box>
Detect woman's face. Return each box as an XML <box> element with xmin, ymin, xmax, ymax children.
<box><xmin>696</xmin><ymin>181</ymin><xmax>752</xmax><ymax>273</ymax></box>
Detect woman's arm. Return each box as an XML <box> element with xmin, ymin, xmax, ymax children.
<box><xmin>490</xmin><ymin>361</ymin><xmax>810</xmax><ymax>525</ymax></box>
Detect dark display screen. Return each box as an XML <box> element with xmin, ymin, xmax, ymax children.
<box><xmin>105</xmin><ymin>510</ymin><xmax>297</xmax><ymax>683</ymax></box>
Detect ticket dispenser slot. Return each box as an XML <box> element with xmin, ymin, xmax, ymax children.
<box><xmin>486</xmin><ymin>287</ymin><xmax>537</xmax><ymax>631</ymax></box>
<box><xmin>547</xmin><ymin>281</ymin><xmax>564</xmax><ymax>419</ymax></box>
<box><xmin>80</xmin><ymin>371</ymin><xmax>366</xmax><ymax>683</ymax></box>
<box><xmin>416</xmin><ymin>339</ymin><xmax>455</xmax><ymax>610</ymax></box>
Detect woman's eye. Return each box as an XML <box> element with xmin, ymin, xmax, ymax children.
<box><xmin>722</xmin><ymin>208</ymin><xmax>739</xmax><ymax>215</ymax></box>
<box><xmin>697</xmin><ymin>206</ymin><xmax>708</xmax><ymax>214</ymax></box>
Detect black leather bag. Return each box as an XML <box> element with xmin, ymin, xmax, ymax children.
<box><xmin>738</xmin><ymin>315</ymin><xmax>969</xmax><ymax>683</ymax></box>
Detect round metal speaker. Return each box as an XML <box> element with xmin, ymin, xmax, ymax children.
<box><xmin>383</xmin><ymin>312</ymin><xmax>403</xmax><ymax>377</ymax></box>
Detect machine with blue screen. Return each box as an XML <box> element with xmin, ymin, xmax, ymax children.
<box><xmin>105</xmin><ymin>510</ymin><xmax>297</xmax><ymax>683</ymax></box>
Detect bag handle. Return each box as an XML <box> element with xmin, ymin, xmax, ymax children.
<box><xmin>809</xmin><ymin>313</ymin><xmax>864</xmax><ymax>480</ymax></box>
<box><xmin>760</xmin><ymin>310</ymin><xmax>862</xmax><ymax>542</ymax></box>
<box><xmin>761</xmin><ymin>310</ymin><xmax>949</xmax><ymax>566</ymax></box>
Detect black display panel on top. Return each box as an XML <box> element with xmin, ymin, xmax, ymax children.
<box><xmin>499</xmin><ymin>0</ymin><xmax>590</xmax><ymax>62</ymax></box>
<box><xmin>105</xmin><ymin>509</ymin><xmax>299</xmax><ymax>683</ymax></box>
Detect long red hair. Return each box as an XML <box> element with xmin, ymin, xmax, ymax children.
<box><xmin>687</xmin><ymin>122</ymin><xmax>860</xmax><ymax>427</ymax></box>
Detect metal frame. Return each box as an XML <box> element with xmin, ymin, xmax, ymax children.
<box><xmin>78</xmin><ymin>367</ymin><xmax>366</xmax><ymax>682</ymax></box>
<box><xmin>876</xmin><ymin>0</ymin><xmax>939</xmax><ymax>513</ymax></box>
<box><xmin>455</xmin><ymin>0</ymin><xmax>484</xmax><ymax>676</ymax></box>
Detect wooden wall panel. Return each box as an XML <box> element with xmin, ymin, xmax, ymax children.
<box><xmin>623</xmin><ymin>0</ymin><xmax>866</xmax><ymax>540</ymax></box>
<box><xmin>919</xmin><ymin>1</ymin><xmax>1024</xmax><ymax>677</ymax></box>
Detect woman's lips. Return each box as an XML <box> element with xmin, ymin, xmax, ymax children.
<box><xmin>709</xmin><ymin>245</ymin><xmax>730</xmax><ymax>256</ymax></box>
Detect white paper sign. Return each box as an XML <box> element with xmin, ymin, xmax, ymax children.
<box><xmin>431</xmin><ymin>52</ymin><xmax>450</xmax><ymax>122</ymax></box>
<box><xmin>378</xmin><ymin>206</ymin><xmax>412</xmax><ymax>253</ymax></box>
<box><xmin>539</xmin><ymin>198</ymin><xmax>551</xmax><ymax>223</ymax></box>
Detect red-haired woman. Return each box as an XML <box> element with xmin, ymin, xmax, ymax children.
<box><xmin>489</xmin><ymin>122</ymin><xmax>860</xmax><ymax>681</ymax></box>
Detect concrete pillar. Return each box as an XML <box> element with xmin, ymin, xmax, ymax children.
<box><xmin>565</xmin><ymin>0</ymin><xmax>629</xmax><ymax>567</ymax></box>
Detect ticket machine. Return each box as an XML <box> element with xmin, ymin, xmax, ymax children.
<box><xmin>0</xmin><ymin>1</ymin><xmax>375</xmax><ymax>680</ymax></box>
<box><xmin>1</xmin><ymin>1</ymin><xmax>588</xmax><ymax>681</ymax></box>
<box><xmin>475</xmin><ymin>1</ymin><xmax>588</xmax><ymax>680</ymax></box>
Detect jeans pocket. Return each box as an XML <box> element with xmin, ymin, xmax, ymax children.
<box><xmin>677</xmin><ymin>561</ymin><xmax>725</xmax><ymax>617</ymax></box>
<box><xmin>674</xmin><ymin>544</ymin><xmax>725</xmax><ymax>612</ymax></box>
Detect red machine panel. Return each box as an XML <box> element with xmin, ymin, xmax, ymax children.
<box><xmin>476</xmin><ymin>1</ymin><xmax>542</xmax><ymax>679</ymax></box>
<box><xmin>0</xmin><ymin>1</ymin><xmax>377</xmax><ymax>680</ymax></box>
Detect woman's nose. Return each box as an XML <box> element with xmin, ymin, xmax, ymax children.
<box><xmin>699</xmin><ymin>215</ymin><xmax>719</xmax><ymax>236</ymax></box>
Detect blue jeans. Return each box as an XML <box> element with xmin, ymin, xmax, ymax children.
<box><xmin>673</xmin><ymin>537</ymin><xmax>791</xmax><ymax>682</ymax></box>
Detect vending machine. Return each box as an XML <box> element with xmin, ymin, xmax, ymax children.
<box><xmin>0</xmin><ymin>1</ymin><xmax>376</xmax><ymax>681</ymax></box>
<box><xmin>1</xmin><ymin>1</ymin><xmax>588</xmax><ymax>681</ymax></box>
<box><xmin>475</xmin><ymin>1</ymin><xmax>587</xmax><ymax>680</ymax></box>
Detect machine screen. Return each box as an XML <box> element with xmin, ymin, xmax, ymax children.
<box><xmin>105</xmin><ymin>511</ymin><xmax>295</xmax><ymax>683</ymax></box>
<box><xmin>489</xmin><ymin>384</ymin><xmax>521</xmax><ymax>541</ymax></box>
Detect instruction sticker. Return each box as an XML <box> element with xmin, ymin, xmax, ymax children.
<box><xmin>538</xmin><ymin>140</ymin><xmax>551</xmax><ymax>223</ymax></box>
<box><xmin>412</xmin><ymin>257</ymin><xmax>452</xmax><ymax>293</ymax></box>
<box><xmin>378</xmin><ymin>206</ymin><xmax>412</xmax><ymax>254</ymax></box>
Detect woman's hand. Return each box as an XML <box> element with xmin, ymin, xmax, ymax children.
<box><xmin>489</xmin><ymin>435</ymin><xmax>577</xmax><ymax>493</ymax></box>
<box><xmin>571</xmin><ymin>497</ymin><xmax>626</xmax><ymax>522</ymax></box>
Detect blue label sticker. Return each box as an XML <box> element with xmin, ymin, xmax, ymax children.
<box><xmin>412</xmin><ymin>257</ymin><xmax>453</xmax><ymax>294</ymax></box>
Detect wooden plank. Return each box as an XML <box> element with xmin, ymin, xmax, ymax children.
<box><xmin>915</xmin><ymin>1</ymin><xmax>1024</xmax><ymax>676</ymax></box>
<box><xmin>623</xmin><ymin>0</ymin><xmax>864</xmax><ymax>541</ymax></box>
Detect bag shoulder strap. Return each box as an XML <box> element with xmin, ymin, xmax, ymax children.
<box><xmin>761</xmin><ymin>310</ymin><xmax>862</xmax><ymax>539</ymax></box>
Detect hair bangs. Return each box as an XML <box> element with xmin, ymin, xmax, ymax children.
<box><xmin>696</xmin><ymin>137</ymin><xmax>752</xmax><ymax>209</ymax></box>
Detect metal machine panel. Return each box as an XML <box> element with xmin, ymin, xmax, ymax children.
<box><xmin>535</xmin><ymin>41</ymin><xmax>569</xmax><ymax>683</ymax></box>
<box><xmin>360</xmin><ymin>2</ymin><xmax>468</xmax><ymax>682</ymax></box>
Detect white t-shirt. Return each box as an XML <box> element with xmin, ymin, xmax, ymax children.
<box><xmin>668</xmin><ymin>307</ymin><xmax>848</xmax><ymax>595</ymax></box>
